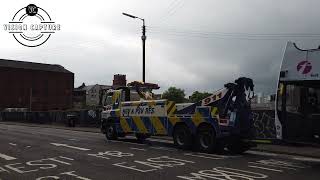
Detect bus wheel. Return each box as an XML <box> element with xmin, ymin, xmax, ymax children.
<box><xmin>227</xmin><ymin>137</ymin><xmax>249</xmax><ymax>154</ymax></box>
<box><xmin>136</xmin><ymin>133</ymin><xmax>150</xmax><ymax>142</ymax></box>
<box><xmin>105</xmin><ymin>124</ymin><xmax>117</xmax><ymax>140</ymax></box>
<box><xmin>173</xmin><ymin>124</ymin><xmax>192</xmax><ymax>149</ymax></box>
<box><xmin>196</xmin><ymin>125</ymin><xmax>216</xmax><ymax>153</ymax></box>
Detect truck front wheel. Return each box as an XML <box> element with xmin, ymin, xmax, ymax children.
<box><xmin>173</xmin><ymin>124</ymin><xmax>192</xmax><ymax>149</ymax></box>
<box><xmin>105</xmin><ymin>124</ymin><xmax>118</xmax><ymax>140</ymax></box>
<box><xmin>196</xmin><ymin>125</ymin><xmax>216</xmax><ymax>153</ymax></box>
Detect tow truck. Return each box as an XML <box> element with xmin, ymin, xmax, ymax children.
<box><xmin>100</xmin><ymin>77</ymin><xmax>255</xmax><ymax>153</ymax></box>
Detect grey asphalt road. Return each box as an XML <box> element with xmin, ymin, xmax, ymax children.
<box><xmin>0</xmin><ymin>124</ymin><xmax>319</xmax><ymax>180</ymax></box>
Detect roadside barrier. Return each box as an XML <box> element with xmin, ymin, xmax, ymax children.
<box><xmin>0</xmin><ymin>110</ymin><xmax>101</xmax><ymax>128</ymax></box>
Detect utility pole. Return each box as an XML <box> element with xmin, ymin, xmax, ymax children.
<box><xmin>123</xmin><ymin>13</ymin><xmax>146</xmax><ymax>83</ymax></box>
<box><xmin>141</xmin><ymin>20</ymin><xmax>146</xmax><ymax>83</ymax></box>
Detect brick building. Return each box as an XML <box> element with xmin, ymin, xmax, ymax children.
<box><xmin>0</xmin><ymin>59</ymin><xmax>74</xmax><ymax>111</ymax></box>
<box><xmin>112</xmin><ymin>74</ymin><xmax>127</xmax><ymax>88</ymax></box>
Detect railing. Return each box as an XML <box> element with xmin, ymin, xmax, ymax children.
<box><xmin>0</xmin><ymin>110</ymin><xmax>101</xmax><ymax>128</ymax></box>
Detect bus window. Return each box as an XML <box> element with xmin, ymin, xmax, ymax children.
<box><xmin>277</xmin><ymin>83</ymin><xmax>283</xmax><ymax>111</ymax></box>
<box><xmin>306</xmin><ymin>87</ymin><xmax>320</xmax><ymax>114</ymax></box>
<box><xmin>286</xmin><ymin>85</ymin><xmax>301</xmax><ymax>114</ymax></box>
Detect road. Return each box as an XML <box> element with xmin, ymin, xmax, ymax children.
<box><xmin>0</xmin><ymin>124</ymin><xmax>319</xmax><ymax>180</ymax></box>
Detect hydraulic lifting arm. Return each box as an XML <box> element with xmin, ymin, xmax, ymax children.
<box><xmin>176</xmin><ymin>77</ymin><xmax>254</xmax><ymax>115</ymax></box>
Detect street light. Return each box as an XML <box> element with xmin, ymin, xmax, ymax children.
<box><xmin>122</xmin><ymin>12</ymin><xmax>146</xmax><ymax>83</ymax></box>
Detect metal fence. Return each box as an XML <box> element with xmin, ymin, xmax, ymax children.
<box><xmin>252</xmin><ymin>110</ymin><xmax>276</xmax><ymax>139</ymax></box>
<box><xmin>0</xmin><ymin>110</ymin><xmax>101</xmax><ymax>128</ymax></box>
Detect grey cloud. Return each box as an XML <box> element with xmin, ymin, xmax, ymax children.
<box><xmin>1</xmin><ymin>0</ymin><xmax>320</xmax><ymax>96</ymax></box>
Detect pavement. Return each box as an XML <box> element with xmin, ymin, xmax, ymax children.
<box><xmin>0</xmin><ymin>123</ymin><xmax>320</xmax><ymax>180</ymax></box>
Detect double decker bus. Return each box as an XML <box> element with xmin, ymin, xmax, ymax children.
<box><xmin>275</xmin><ymin>42</ymin><xmax>320</xmax><ymax>143</ymax></box>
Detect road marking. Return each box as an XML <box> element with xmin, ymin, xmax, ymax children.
<box><xmin>0</xmin><ymin>153</ymin><xmax>17</xmax><ymax>161</ymax></box>
<box><xmin>264</xmin><ymin>159</ymin><xmax>308</xmax><ymax>168</ymax></box>
<box><xmin>148</xmin><ymin>138</ymin><xmax>172</xmax><ymax>144</ymax></box>
<box><xmin>248</xmin><ymin>165</ymin><xmax>283</xmax><ymax>172</ymax></box>
<box><xmin>248</xmin><ymin>151</ymin><xmax>320</xmax><ymax>164</ymax></box>
<box><xmin>9</xmin><ymin>143</ymin><xmax>17</xmax><ymax>146</ymax></box>
<box><xmin>197</xmin><ymin>152</ymin><xmax>238</xmax><ymax>158</ymax></box>
<box><xmin>130</xmin><ymin>147</ymin><xmax>147</xmax><ymax>151</ymax></box>
<box><xmin>248</xmin><ymin>162</ymin><xmax>297</xmax><ymax>170</ymax></box>
<box><xmin>50</xmin><ymin>143</ymin><xmax>91</xmax><ymax>151</ymax></box>
<box><xmin>184</xmin><ymin>153</ymin><xmax>226</xmax><ymax>160</ymax></box>
<box><xmin>88</xmin><ymin>151</ymin><xmax>134</xmax><ymax>160</ymax></box>
<box><xmin>88</xmin><ymin>153</ymin><xmax>110</xmax><ymax>159</ymax></box>
<box><xmin>150</xmin><ymin>146</ymin><xmax>177</xmax><ymax>152</ymax></box>
<box><xmin>59</xmin><ymin>156</ymin><xmax>74</xmax><ymax>161</ymax></box>
<box><xmin>36</xmin><ymin>171</ymin><xmax>92</xmax><ymax>180</ymax></box>
<box><xmin>178</xmin><ymin>167</ymin><xmax>268</xmax><ymax>180</ymax></box>
<box><xmin>246</xmin><ymin>150</ymin><xmax>278</xmax><ymax>157</ymax></box>
<box><xmin>113</xmin><ymin>162</ymin><xmax>157</xmax><ymax>173</ymax></box>
<box><xmin>293</xmin><ymin>156</ymin><xmax>320</xmax><ymax>163</ymax></box>
<box><xmin>109</xmin><ymin>140</ymin><xmax>146</xmax><ymax>146</ymax></box>
<box><xmin>113</xmin><ymin>156</ymin><xmax>194</xmax><ymax>173</ymax></box>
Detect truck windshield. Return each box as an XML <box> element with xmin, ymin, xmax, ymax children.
<box><xmin>106</xmin><ymin>96</ymin><xmax>113</xmax><ymax>106</ymax></box>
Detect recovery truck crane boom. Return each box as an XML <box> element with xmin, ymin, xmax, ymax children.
<box><xmin>100</xmin><ymin>77</ymin><xmax>255</xmax><ymax>153</ymax></box>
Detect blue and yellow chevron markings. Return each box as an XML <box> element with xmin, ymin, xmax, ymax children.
<box><xmin>132</xmin><ymin>116</ymin><xmax>149</xmax><ymax>133</ymax></box>
<box><xmin>117</xmin><ymin>116</ymin><xmax>170</xmax><ymax>135</ymax></box>
<box><xmin>120</xmin><ymin>117</ymin><xmax>132</xmax><ymax>133</ymax></box>
<box><xmin>192</xmin><ymin>112</ymin><xmax>205</xmax><ymax>127</ymax></box>
<box><xmin>112</xmin><ymin>90</ymin><xmax>121</xmax><ymax>109</ymax></box>
<box><xmin>150</xmin><ymin>117</ymin><xmax>167</xmax><ymax>135</ymax></box>
<box><xmin>168</xmin><ymin>116</ymin><xmax>181</xmax><ymax>126</ymax></box>
<box><xmin>117</xmin><ymin>108</ymin><xmax>211</xmax><ymax>135</ymax></box>
<box><xmin>166</xmin><ymin>101</ymin><xmax>176</xmax><ymax>116</ymax></box>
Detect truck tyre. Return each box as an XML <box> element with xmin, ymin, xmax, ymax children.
<box><xmin>227</xmin><ymin>137</ymin><xmax>249</xmax><ymax>154</ymax></box>
<box><xmin>173</xmin><ymin>124</ymin><xmax>192</xmax><ymax>149</ymax></box>
<box><xmin>105</xmin><ymin>124</ymin><xmax>118</xmax><ymax>140</ymax></box>
<box><xmin>196</xmin><ymin>125</ymin><xmax>216</xmax><ymax>153</ymax></box>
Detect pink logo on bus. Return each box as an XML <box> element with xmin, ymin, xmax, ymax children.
<box><xmin>297</xmin><ymin>60</ymin><xmax>312</xmax><ymax>74</ymax></box>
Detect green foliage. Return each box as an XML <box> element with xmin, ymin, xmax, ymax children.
<box><xmin>189</xmin><ymin>91</ymin><xmax>212</xmax><ymax>103</ymax></box>
<box><xmin>162</xmin><ymin>87</ymin><xmax>186</xmax><ymax>103</ymax></box>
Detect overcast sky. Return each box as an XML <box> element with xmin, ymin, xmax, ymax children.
<box><xmin>1</xmin><ymin>0</ymin><xmax>320</xmax><ymax>95</ymax></box>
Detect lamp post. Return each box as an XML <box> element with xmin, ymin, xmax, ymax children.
<box><xmin>122</xmin><ymin>12</ymin><xmax>146</xmax><ymax>83</ymax></box>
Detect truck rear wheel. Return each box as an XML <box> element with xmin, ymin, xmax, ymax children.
<box><xmin>196</xmin><ymin>125</ymin><xmax>216</xmax><ymax>153</ymax></box>
<box><xmin>173</xmin><ymin>124</ymin><xmax>192</xmax><ymax>149</ymax></box>
<box><xmin>105</xmin><ymin>124</ymin><xmax>118</xmax><ymax>140</ymax></box>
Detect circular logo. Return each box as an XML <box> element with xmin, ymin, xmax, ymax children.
<box><xmin>3</xmin><ymin>4</ymin><xmax>60</xmax><ymax>47</ymax></box>
<box><xmin>297</xmin><ymin>60</ymin><xmax>312</xmax><ymax>75</ymax></box>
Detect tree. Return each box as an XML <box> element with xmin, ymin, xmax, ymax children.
<box><xmin>189</xmin><ymin>91</ymin><xmax>212</xmax><ymax>103</ymax></box>
<box><xmin>162</xmin><ymin>87</ymin><xmax>186</xmax><ymax>103</ymax></box>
